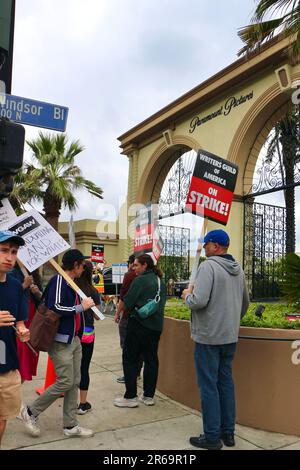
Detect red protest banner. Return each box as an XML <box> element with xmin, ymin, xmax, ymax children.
<box><xmin>91</xmin><ymin>244</ymin><xmax>104</xmax><ymax>263</ymax></box>
<box><xmin>134</xmin><ymin>204</ymin><xmax>164</xmax><ymax>262</ymax></box>
<box><xmin>186</xmin><ymin>150</ymin><xmax>238</xmax><ymax>225</ymax></box>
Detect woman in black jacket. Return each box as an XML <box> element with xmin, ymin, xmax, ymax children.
<box><xmin>114</xmin><ymin>254</ymin><xmax>167</xmax><ymax>408</ymax></box>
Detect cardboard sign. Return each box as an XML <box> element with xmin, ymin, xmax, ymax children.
<box><xmin>91</xmin><ymin>244</ymin><xmax>104</xmax><ymax>263</ymax></box>
<box><xmin>134</xmin><ymin>204</ymin><xmax>163</xmax><ymax>262</ymax></box>
<box><xmin>112</xmin><ymin>263</ymin><xmax>128</xmax><ymax>284</ymax></box>
<box><xmin>186</xmin><ymin>150</ymin><xmax>238</xmax><ymax>225</ymax></box>
<box><xmin>0</xmin><ymin>198</ymin><xmax>16</xmax><ymax>229</ymax></box>
<box><xmin>2</xmin><ymin>209</ymin><xmax>70</xmax><ymax>272</ymax></box>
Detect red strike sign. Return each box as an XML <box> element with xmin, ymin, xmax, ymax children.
<box><xmin>91</xmin><ymin>244</ymin><xmax>104</xmax><ymax>263</ymax></box>
<box><xmin>186</xmin><ymin>150</ymin><xmax>238</xmax><ymax>225</ymax></box>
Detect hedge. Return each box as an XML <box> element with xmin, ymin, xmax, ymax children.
<box><xmin>164</xmin><ymin>299</ymin><xmax>300</xmax><ymax>329</ymax></box>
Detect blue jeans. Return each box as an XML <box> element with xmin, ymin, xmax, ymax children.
<box><xmin>194</xmin><ymin>342</ymin><xmax>237</xmax><ymax>441</ymax></box>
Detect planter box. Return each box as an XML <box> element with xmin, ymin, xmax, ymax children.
<box><xmin>157</xmin><ymin>317</ymin><xmax>300</xmax><ymax>436</ymax></box>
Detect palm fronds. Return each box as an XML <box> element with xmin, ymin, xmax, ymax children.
<box><xmin>238</xmin><ymin>0</ymin><xmax>300</xmax><ymax>57</ymax></box>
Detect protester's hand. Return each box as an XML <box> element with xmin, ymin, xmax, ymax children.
<box><xmin>181</xmin><ymin>288</ymin><xmax>193</xmax><ymax>300</ymax></box>
<box><xmin>16</xmin><ymin>326</ymin><xmax>30</xmax><ymax>342</ymax></box>
<box><xmin>0</xmin><ymin>311</ymin><xmax>16</xmax><ymax>327</ymax></box>
<box><xmin>23</xmin><ymin>275</ymin><xmax>34</xmax><ymax>289</ymax></box>
<box><xmin>30</xmin><ymin>284</ymin><xmax>42</xmax><ymax>299</ymax></box>
<box><xmin>81</xmin><ymin>297</ymin><xmax>95</xmax><ymax>311</ymax></box>
<box><xmin>114</xmin><ymin>312</ymin><xmax>121</xmax><ymax>324</ymax></box>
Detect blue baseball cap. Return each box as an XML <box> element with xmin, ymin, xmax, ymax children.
<box><xmin>0</xmin><ymin>230</ymin><xmax>25</xmax><ymax>246</ymax></box>
<box><xmin>201</xmin><ymin>229</ymin><xmax>230</xmax><ymax>247</ymax></box>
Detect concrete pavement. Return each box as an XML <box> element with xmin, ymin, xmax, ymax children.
<box><xmin>2</xmin><ymin>316</ymin><xmax>300</xmax><ymax>451</ymax></box>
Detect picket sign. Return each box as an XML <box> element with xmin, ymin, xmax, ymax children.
<box><xmin>49</xmin><ymin>259</ymin><xmax>105</xmax><ymax>321</ymax></box>
<box><xmin>1</xmin><ymin>203</ymin><xmax>105</xmax><ymax>320</ymax></box>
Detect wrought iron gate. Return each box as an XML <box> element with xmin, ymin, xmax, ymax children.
<box><xmin>243</xmin><ymin>201</ymin><xmax>286</xmax><ymax>300</ymax></box>
<box><xmin>158</xmin><ymin>225</ymin><xmax>190</xmax><ymax>289</ymax></box>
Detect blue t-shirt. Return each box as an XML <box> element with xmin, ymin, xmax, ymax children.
<box><xmin>0</xmin><ymin>275</ymin><xmax>27</xmax><ymax>373</ymax></box>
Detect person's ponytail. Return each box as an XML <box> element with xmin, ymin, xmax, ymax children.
<box><xmin>135</xmin><ymin>254</ymin><xmax>163</xmax><ymax>278</ymax></box>
<box><xmin>154</xmin><ymin>266</ymin><xmax>163</xmax><ymax>278</ymax></box>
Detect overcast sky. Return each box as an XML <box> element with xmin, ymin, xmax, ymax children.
<box><xmin>12</xmin><ymin>0</ymin><xmax>258</xmax><ymax>223</ymax></box>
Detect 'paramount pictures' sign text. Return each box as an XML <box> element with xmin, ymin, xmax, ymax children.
<box><xmin>189</xmin><ymin>90</ymin><xmax>254</xmax><ymax>133</ymax></box>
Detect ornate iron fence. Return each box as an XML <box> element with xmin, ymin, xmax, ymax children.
<box><xmin>243</xmin><ymin>201</ymin><xmax>286</xmax><ymax>300</ymax></box>
<box><xmin>158</xmin><ymin>225</ymin><xmax>190</xmax><ymax>290</ymax></box>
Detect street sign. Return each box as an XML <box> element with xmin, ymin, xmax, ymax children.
<box><xmin>0</xmin><ymin>93</ymin><xmax>68</xmax><ymax>131</ymax></box>
<box><xmin>112</xmin><ymin>263</ymin><xmax>128</xmax><ymax>284</ymax></box>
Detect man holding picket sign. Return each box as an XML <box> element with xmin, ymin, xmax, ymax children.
<box><xmin>21</xmin><ymin>249</ymin><xmax>96</xmax><ymax>438</ymax></box>
<box><xmin>182</xmin><ymin>150</ymin><xmax>249</xmax><ymax>450</ymax></box>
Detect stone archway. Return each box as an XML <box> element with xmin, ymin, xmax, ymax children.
<box><xmin>118</xmin><ymin>36</ymin><xmax>300</xmax><ymax>261</ymax></box>
<box><xmin>136</xmin><ymin>135</ymin><xmax>200</xmax><ymax>205</ymax></box>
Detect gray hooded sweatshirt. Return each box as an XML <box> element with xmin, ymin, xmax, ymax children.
<box><xmin>185</xmin><ymin>255</ymin><xmax>249</xmax><ymax>345</ymax></box>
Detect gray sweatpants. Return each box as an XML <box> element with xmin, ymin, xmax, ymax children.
<box><xmin>30</xmin><ymin>336</ymin><xmax>82</xmax><ymax>428</ymax></box>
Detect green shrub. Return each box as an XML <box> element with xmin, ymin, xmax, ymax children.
<box><xmin>281</xmin><ymin>253</ymin><xmax>300</xmax><ymax>305</ymax></box>
<box><xmin>164</xmin><ymin>299</ymin><xmax>300</xmax><ymax>329</ymax></box>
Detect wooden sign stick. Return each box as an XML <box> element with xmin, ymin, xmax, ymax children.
<box><xmin>188</xmin><ymin>219</ymin><xmax>208</xmax><ymax>290</ymax></box>
<box><xmin>49</xmin><ymin>259</ymin><xmax>105</xmax><ymax>320</ymax></box>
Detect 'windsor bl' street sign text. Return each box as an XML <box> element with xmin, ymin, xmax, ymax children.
<box><xmin>0</xmin><ymin>93</ymin><xmax>68</xmax><ymax>131</ymax></box>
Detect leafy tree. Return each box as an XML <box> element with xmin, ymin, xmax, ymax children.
<box><xmin>158</xmin><ymin>255</ymin><xmax>190</xmax><ymax>284</ymax></box>
<box><xmin>281</xmin><ymin>253</ymin><xmax>300</xmax><ymax>304</ymax></box>
<box><xmin>10</xmin><ymin>132</ymin><xmax>103</xmax><ymax>229</ymax></box>
<box><xmin>238</xmin><ymin>0</ymin><xmax>300</xmax><ymax>57</ymax></box>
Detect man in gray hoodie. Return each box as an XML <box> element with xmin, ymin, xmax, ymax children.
<box><xmin>182</xmin><ymin>229</ymin><xmax>249</xmax><ymax>450</ymax></box>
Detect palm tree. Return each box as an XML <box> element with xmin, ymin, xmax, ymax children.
<box><xmin>238</xmin><ymin>0</ymin><xmax>300</xmax><ymax>57</ymax></box>
<box><xmin>264</xmin><ymin>107</ymin><xmax>299</xmax><ymax>253</ymax></box>
<box><xmin>10</xmin><ymin>132</ymin><xmax>103</xmax><ymax>229</ymax></box>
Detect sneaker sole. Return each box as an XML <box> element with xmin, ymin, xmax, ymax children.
<box><xmin>24</xmin><ymin>427</ymin><xmax>41</xmax><ymax>437</ymax></box>
<box><xmin>139</xmin><ymin>400</ymin><xmax>154</xmax><ymax>406</ymax></box>
<box><xmin>76</xmin><ymin>408</ymin><xmax>92</xmax><ymax>415</ymax></box>
<box><xmin>63</xmin><ymin>432</ymin><xmax>94</xmax><ymax>438</ymax></box>
<box><xmin>113</xmin><ymin>402</ymin><xmax>139</xmax><ymax>408</ymax></box>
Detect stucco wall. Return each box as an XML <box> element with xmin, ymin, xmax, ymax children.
<box><xmin>158</xmin><ymin>317</ymin><xmax>300</xmax><ymax>436</ymax></box>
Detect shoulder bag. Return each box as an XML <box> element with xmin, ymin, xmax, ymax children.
<box><xmin>29</xmin><ymin>286</ymin><xmax>61</xmax><ymax>352</ymax></box>
<box><xmin>135</xmin><ymin>277</ymin><xmax>161</xmax><ymax>320</ymax></box>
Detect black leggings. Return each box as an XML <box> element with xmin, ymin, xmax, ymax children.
<box><xmin>80</xmin><ymin>341</ymin><xmax>94</xmax><ymax>391</ymax></box>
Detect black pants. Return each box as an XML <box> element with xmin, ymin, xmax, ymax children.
<box><xmin>80</xmin><ymin>341</ymin><xmax>94</xmax><ymax>391</ymax></box>
<box><xmin>123</xmin><ymin>318</ymin><xmax>161</xmax><ymax>399</ymax></box>
<box><xmin>119</xmin><ymin>316</ymin><xmax>143</xmax><ymax>376</ymax></box>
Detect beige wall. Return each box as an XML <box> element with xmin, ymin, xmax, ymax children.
<box><xmin>58</xmin><ymin>219</ymin><xmax>126</xmax><ymax>266</ymax></box>
<box><xmin>158</xmin><ymin>317</ymin><xmax>300</xmax><ymax>436</ymax></box>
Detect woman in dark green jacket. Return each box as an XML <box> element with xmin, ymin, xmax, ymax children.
<box><xmin>114</xmin><ymin>254</ymin><xmax>166</xmax><ymax>408</ymax></box>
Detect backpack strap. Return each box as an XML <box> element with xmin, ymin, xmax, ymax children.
<box><xmin>155</xmin><ymin>276</ymin><xmax>161</xmax><ymax>303</ymax></box>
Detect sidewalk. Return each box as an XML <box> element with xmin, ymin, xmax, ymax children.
<box><xmin>2</xmin><ymin>317</ymin><xmax>300</xmax><ymax>451</ymax></box>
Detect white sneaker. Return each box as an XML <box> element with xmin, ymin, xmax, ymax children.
<box><xmin>139</xmin><ymin>394</ymin><xmax>155</xmax><ymax>406</ymax></box>
<box><xmin>21</xmin><ymin>406</ymin><xmax>41</xmax><ymax>437</ymax></box>
<box><xmin>63</xmin><ymin>425</ymin><xmax>94</xmax><ymax>438</ymax></box>
<box><xmin>16</xmin><ymin>402</ymin><xmax>26</xmax><ymax>420</ymax></box>
<box><xmin>113</xmin><ymin>396</ymin><xmax>139</xmax><ymax>408</ymax></box>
